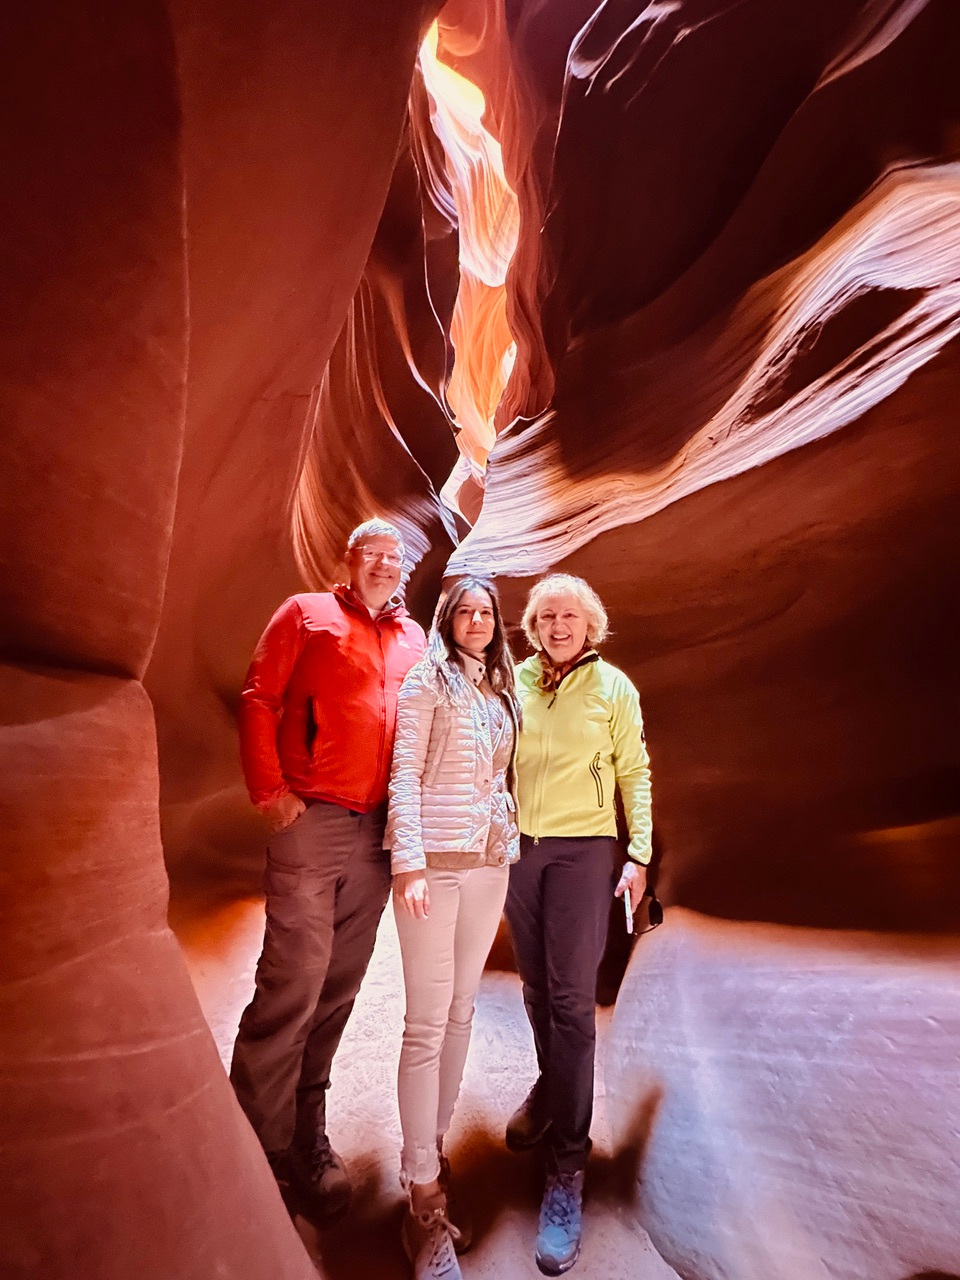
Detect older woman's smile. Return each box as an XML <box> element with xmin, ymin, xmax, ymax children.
<box><xmin>535</xmin><ymin>592</ymin><xmax>589</xmax><ymax>664</ymax></box>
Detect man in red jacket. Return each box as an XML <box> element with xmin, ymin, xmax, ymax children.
<box><xmin>230</xmin><ymin>519</ymin><xmax>426</xmax><ymax>1223</ymax></box>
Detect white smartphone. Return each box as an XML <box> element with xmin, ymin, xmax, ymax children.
<box><xmin>624</xmin><ymin>885</ymin><xmax>633</xmax><ymax>934</ymax></box>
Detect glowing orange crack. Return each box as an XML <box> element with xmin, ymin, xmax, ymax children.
<box><xmin>419</xmin><ymin>21</ymin><xmax>519</xmax><ymax>516</ymax></box>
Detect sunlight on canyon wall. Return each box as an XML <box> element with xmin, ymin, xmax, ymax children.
<box><xmin>5</xmin><ymin>3</ymin><xmax>959</xmax><ymax>1279</ymax></box>
<box><xmin>291</xmin><ymin>20</ymin><xmax>518</xmax><ymax>587</ymax></box>
<box><xmin>406</xmin><ymin>4</ymin><xmax>960</xmax><ymax>1279</ymax></box>
<box><xmin>419</xmin><ymin>22</ymin><xmax>519</xmax><ymax>507</ymax></box>
<box><xmin>452</xmin><ymin>160</ymin><xmax>960</xmax><ymax>576</ymax></box>
<box><xmin>445</xmin><ymin>2</ymin><xmax>960</xmax><ymax>579</ymax></box>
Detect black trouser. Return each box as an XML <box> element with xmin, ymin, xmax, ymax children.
<box><xmin>229</xmin><ymin>801</ymin><xmax>391</xmax><ymax>1157</ymax></box>
<box><xmin>505</xmin><ymin>834</ymin><xmax>617</xmax><ymax>1174</ymax></box>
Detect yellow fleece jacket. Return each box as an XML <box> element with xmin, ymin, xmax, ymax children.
<box><xmin>515</xmin><ymin>653</ymin><xmax>653</xmax><ymax>864</ymax></box>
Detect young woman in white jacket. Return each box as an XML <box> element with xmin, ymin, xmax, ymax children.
<box><xmin>386</xmin><ymin>576</ymin><xmax>520</xmax><ymax>1280</ymax></box>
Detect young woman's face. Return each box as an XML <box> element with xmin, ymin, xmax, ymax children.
<box><xmin>451</xmin><ymin>589</ymin><xmax>496</xmax><ymax>656</ymax></box>
<box><xmin>536</xmin><ymin>592</ymin><xmax>589</xmax><ymax>665</ymax></box>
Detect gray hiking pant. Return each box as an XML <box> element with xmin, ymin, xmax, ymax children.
<box><xmin>229</xmin><ymin>800</ymin><xmax>391</xmax><ymax>1156</ymax></box>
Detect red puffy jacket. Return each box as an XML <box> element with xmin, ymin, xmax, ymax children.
<box><xmin>238</xmin><ymin>586</ymin><xmax>426</xmax><ymax>812</ymax></box>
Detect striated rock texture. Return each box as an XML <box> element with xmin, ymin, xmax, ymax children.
<box><xmin>291</xmin><ymin>20</ymin><xmax>522</xmax><ymax>590</ymax></box>
<box><xmin>3</xmin><ymin>1</ymin><xmax>960</xmax><ymax>1278</ymax></box>
<box><xmin>0</xmin><ymin>4</ymin><xmax>435</xmax><ymax>1278</ymax></box>
<box><xmin>147</xmin><ymin>6</ymin><xmax>446</xmax><ymax>892</ymax></box>
<box><xmin>435</xmin><ymin>1</ymin><xmax>960</xmax><ymax>1276</ymax></box>
<box><xmin>448</xmin><ymin>0</ymin><xmax>960</xmax><ymax>575</ymax></box>
<box><xmin>608</xmin><ymin>912</ymin><xmax>960</xmax><ymax>1280</ymax></box>
<box><xmin>290</xmin><ymin>81</ymin><xmax>460</xmax><ymax>613</ymax></box>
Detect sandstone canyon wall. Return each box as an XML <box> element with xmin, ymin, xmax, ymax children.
<box><xmin>0</xmin><ymin>4</ymin><xmax>435</xmax><ymax>1277</ymax></box>
<box><xmin>439</xmin><ymin>1</ymin><xmax>960</xmax><ymax>1277</ymax></box>
<box><xmin>3</xmin><ymin>2</ymin><xmax>960</xmax><ymax>1279</ymax></box>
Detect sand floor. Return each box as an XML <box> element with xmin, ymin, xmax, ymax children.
<box><xmin>175</xmin><ymin>896</ymin><xmax>677</xmax><ymax>1280</ymax></box>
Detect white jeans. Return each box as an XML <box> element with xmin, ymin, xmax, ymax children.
<box><xmin>394</xmin><ymin>863</ymin><xmax>509</xmax><ymax>1184</ymax></box>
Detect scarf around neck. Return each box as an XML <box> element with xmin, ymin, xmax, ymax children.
<box><xmin>535</xmin><ymin>645</ymin><xmax>598</xmax><ymax>695</ymax></box>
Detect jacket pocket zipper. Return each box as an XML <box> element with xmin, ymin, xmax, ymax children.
<box><xmin>589</xmin><ymin>752</ymin><xmax>604</xmax><ymax>808</ymax></box>
<box><xmin>307</xmin><ymin>698</ymin><xmax>321</xmax><ymax>759</ymax></box>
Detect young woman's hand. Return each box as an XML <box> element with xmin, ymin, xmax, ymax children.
<box><xmin>614</xmin><ymin>860</ymin><xmax>647</xmax><ymax>911</ymax></box>
<box><xmin>394</xmin><ymin>870</ymin><xmax>430</xmax><ymax>919</ymax></box>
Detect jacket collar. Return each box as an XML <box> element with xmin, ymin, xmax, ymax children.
<box><xmin>455</xmin><ymin>646</ymin><xmax>487</xmax><ymax>688</ymax></box>
<box><xmin>532</xmin><ymin>647</ymin><xmax>599</xmax><ymax>694</ymax></box>
<box><xmin>334</xmin><ymin>582</ymin><xmax>408</xmax><ymax>621</ymax></box>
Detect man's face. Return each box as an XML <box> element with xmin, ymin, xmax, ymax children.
<box><xmin>345</xmin><ymin>535</ymin><xmax>403</xmax><ymax>608</ymax></box>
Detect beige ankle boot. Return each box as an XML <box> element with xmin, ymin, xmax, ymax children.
<box><xmin>402</xmin><ymin>1187</ymin><xmax>462</xmax><ymax>1280</ymax></box>
<box><xmin>437</xmin><ymin>1141</ymin><xmax>473</xmax><ymax>1253</ymax></box>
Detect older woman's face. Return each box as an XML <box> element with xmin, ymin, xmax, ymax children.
<box><xmin>536</xmin><ymin>591</ymin><xmax>589</xmax><ymax>665</ymax></box>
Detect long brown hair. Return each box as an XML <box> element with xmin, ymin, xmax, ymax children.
<box><xmin>425</xmin><ymin>576</ymin><xmax>516</xmax><ymax>702</ymax></box>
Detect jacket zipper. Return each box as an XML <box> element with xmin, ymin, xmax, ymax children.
<box><xmin>505</xmin><ymin>691</ymin><xmax>520</xmax><ymax>811</ymax></box>
<box><xmin>533</xmin><ymin>695</ymin><xmax>556</xmax><ymax>844</ymax></box>
<box><xmin>372</xmin><ymin>622</ymin><xmax>387</xmax><ymax>804</ymax></box>
<box><xmin>473</xmin><ymin>684</ymin><xmax>494</xmax><ymax>855</ymax></box>
<box><xmin>531</xmin><ymin>655</ymin><xmax>600</xmax><ymax>841</ymax></box>
<box><xmin>589</xmin><ymin>751</ymin><xmax>604</xmax><ymax>808</ymax></box>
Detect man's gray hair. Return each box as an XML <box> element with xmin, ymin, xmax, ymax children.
<box><xmin>346</xmin><ymin>518</ymin><xmax>405</xmax><ymax>554</ymax></box>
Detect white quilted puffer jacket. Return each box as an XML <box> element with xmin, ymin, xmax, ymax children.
<box><xmin>385</xmin><ymin>657</ymin><xmax>520</xmax><ymax>874</ymax></box>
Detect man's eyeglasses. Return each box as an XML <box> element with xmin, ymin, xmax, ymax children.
<box><xmin>357</xmin><ymin>549</ymin><xmax>403</xmax><ymax>567</ymax></box>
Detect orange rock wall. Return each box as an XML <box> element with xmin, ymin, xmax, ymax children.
<box><xmin>439</xmin><ymin>1</ymin><xmax>960</xmax><ymax>1276</ymax></box>
<box><xmin>3</xmin><ymin>1</ymin><xmax>960</xmax><ymax>1278</ymax></box>
<box><xmin>291</xmin><ymin>96</ymin><xmax>460</xmax><ymax>613</ymax></box>
<box><xmin>609</xmin><ymin>912</ymin><xmax>960</xmax><ymax>1280</ymax></box>
<box><xmin>1</xmin><ymin>4</ymin><xmax>434</xmax><ymax>1277</ymax></box>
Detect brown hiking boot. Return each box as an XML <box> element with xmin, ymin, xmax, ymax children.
<box><xmin>505</xmin><ymin>1078</ymin><xmax>552</xmax><ymax>1151</ymax></box>
<box><xmin>288</xmin><ymin>1140</ymin><xmax>352</xmax><ymax>1223</ymax></box>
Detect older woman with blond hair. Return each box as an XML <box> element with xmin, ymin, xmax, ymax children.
<box><xmin>503</xmin><ymin>573</ymin><xmax>652</xmax><ymax>1276</ymax></box>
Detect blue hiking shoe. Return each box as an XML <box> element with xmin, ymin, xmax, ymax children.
<box><xmin>535</xmin><ymin>1169</ymin><xmax>584</xmax><ymax>1275</ymax></box>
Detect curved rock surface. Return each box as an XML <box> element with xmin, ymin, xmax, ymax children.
<box><xmin>436</xmin><ymin>2</ymin><xmax>960</xmax><ymax>1276</ymax></box>
<box><xmin>291</xmin><ymin>83</ymin><xmax>459</xmax><ymax>613</ymax></box>
<box><xmin>451</xmin><ymin>0</ymin><xmax>960</xmax><ymax>575</ymax></box>
<box><xmin>1</xmin><ymin>4</ymin><xmax>436</xmax><ymax>1277</ymax></box>
<box><xmin>3</xmin><ymin>1</ymin><xmax>960</xmax><ymax>1279</ymax></box>
<box><xmin>608</xmin><ymin>912</ymin><xmax>960</xmax><ymax>1280</ymax></box>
